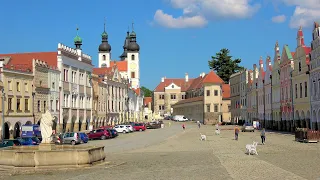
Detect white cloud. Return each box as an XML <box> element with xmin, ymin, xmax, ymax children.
<box><xmin>278</xmin><ymin>0</ymin><xmax>320</xmax><ymax>28</ymax></box>
<box><xmin>271</xmin><ymin>15</ymin><xmax>286</xmax><ymax>23</ymax></box>
<box><xmin>153</xmin><ymin>0</ymin><xmax>261</xmax><ymax>28</ymax></box>
<box><xmin>153</xmin><ymin>10</ymin><xmax>207</xmax><ymax>28</ymax></box>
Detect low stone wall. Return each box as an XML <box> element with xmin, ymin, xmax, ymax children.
<box><xmin>0</xmin><ymin>145</ymin><xmax>106</xmax><ymax>169</ymax></box>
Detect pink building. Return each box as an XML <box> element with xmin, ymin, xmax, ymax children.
<box><xmin>280</xmin><ymin>45</ymin><xmax>295</xmax><ymax>131</ymax></box>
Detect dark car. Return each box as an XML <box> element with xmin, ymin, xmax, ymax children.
<box><xmin>79</xmin><ymin>132</ymin><xmax>89</xmax><ymax>143</ymax></box>
<box><xmin>16</xmin><ymin>137</ymin><xmax>40</xmax><ymax>146</ymax></box>
<box><xmin>0</xmin><ymin>139</ymin><xmax>21</xmax><ymax>148</ymax></box>
<box><xmin>108</xmin><ymin>129</ymin><xmax>118</xmax><ymax>138</ymax></box>
<box><xmin>146</xmin><ymin>122</ymin><xmax>161</xmax><ymax>129</ymax></box>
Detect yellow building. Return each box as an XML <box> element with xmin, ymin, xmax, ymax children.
<box><xmin>171</xmin><ymin>71</ymin><xmax>231</xmax><ymax>124</ymax></box>
<box><xmin>0</xmin><ymin>58</ymin><xmax>34</xmax><ymax>139</ymax></box>
<box><xmin>292</xmin><ymin>27</ymin><xmax>312</xmax><ymax>129</ymax></box>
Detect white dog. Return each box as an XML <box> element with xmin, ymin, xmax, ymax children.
<box><xmin>246</xmin><ymin>141</ymin><xmax>258</xmax><ymax>155</ymax></box>
<box><xmin>215</xmin><ymin>129</ymin><xmax>220</xmax><ymax>135</ymax></box>
<box><xmin>200</xmin><ymin>133</ymin><xmax>207</xmax><ymax>141</ymax></box>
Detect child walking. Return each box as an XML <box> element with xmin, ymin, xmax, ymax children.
<box><xmin>234</xmin><ymin>125</ymin><xmax>240</xmax><ymax>140</ymax></box>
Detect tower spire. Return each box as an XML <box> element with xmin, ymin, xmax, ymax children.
<box><xmin>132</xmin><ymin>20</ymin><xmax>134</xmax><ymax>31</ymax></box>
<box><xmin>74</xmin><ymin>25</ymin><xmax>82</xmax><ymax>49</ymax></box>
<box><xmin>104</xmin><ymin>17</ymin><xmax>106</xmax><ymax>32</ymax></box>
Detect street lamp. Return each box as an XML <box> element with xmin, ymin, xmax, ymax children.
<box><xmin>2</xmin><ymin>88</ymin><xmax>5</xmax><ymax>141</ymax></box>
<box><xmin>32</xmin><ymin>92</ymin><xmax>36</xmax><ymax>124</ymax></box>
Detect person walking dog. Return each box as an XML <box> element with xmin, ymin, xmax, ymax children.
<box><xmin>260</xmin><ymin>128</ymin><xmax>266</xmax><ymax>145</ymax></box>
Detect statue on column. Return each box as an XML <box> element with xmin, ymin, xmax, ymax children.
<box><xmin>40</xmin><ymin>109</ymin><xmax>54</xmax><ymax>143</ymax></box>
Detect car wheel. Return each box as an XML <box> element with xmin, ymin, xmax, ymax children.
<box><xmin>139</xmin><ymin>129</ymin><xmax>142</xmax><ymax>132</ymax></box>
<box><xmin>252</xmin><ymin>130</ymin><xmax>255</xmax><ymax>132</ymax></box>
<box><xmin>71</xmin><ymin>141</ymin><xmax>76</xmax><ymax>145</ymax></box>
<box><xmin>101</xmin><ymin>135</ymin><xmax>106</xmax><ymax>140</ymax></box>
<box><xmin>123</xmin><ymin>130</ymin><xmax>126</xmax><ymax>134</ymax></box>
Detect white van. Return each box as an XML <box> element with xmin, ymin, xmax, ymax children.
<box><xmin>173</xmin><ymin>115</ymin><xmax>188</xmax><ymax>122</ymax></box>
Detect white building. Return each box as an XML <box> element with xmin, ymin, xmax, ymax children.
<box><xmin>264</xmin><ymin>56</ymin><xmax>273</xmax><ymax>129</ymax></box>
<box><xmin>58</xmin><ymin>32</ymin><xmax>93</xmax><ymax>132</ymax></box>
<box><xmin>310</xmin><ymin>22</ymin><xmax>320</xmax><ymax>130</ymax></box>
<box><xmin>257</xmin><ymin>57</ymin><xmax>265</xmax><ymax>126</ymax></box>
<box><xmin>47</xmin><ymin>61</ymin><xmax>60</xmax><ymax>132</ymax></box>
<box><xmin>240</xmin><ymin>70</ymin><xmax>248</xmax><ymax>122</ymax></box>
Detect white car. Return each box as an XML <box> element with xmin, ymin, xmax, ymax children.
<box><xmin>124</xmin><ymin>125</ymin><xmax>134</xmax><ymax>132</ymax></box>
<box><xmin>173</xmin><ymin>115</ymin><xmax>189</xmax><ymax>122</ymax></box>
<box><xmin>114</xmin><ymin>125</ymin><xmax>130</xmax><ymax>134</ymax></box>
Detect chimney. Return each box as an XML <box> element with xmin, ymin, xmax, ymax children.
<box><xmin>201</xmin><ymin>72</ymin><xmax>205</xmax><ymax>77</ymax></box>
<box><xmin>161</xmin><ymin>77</ymin><xmax>164</xmax><ymax>82</ymax></box>
<box><xmin>185</xmin><ymin>73</ymin><xmax>189</xmax><ymax>82</ymax></box>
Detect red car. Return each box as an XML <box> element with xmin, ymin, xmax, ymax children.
<box><xmin>87</xmin><ymin>129</ymin><xmax>111</xmax><ymax>140</ymax></box>
<box><xmin>133</xmin><ymin>123</ymin><xmax>146</xmax><ymax>131</ymax></box>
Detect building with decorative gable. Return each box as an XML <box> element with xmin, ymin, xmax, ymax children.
<box><xmin>310</xmin><ymin>22</ymin><xmax>320</xmax><ymax>130</ymax></box>
<box><xmin>230</xmin><ymin>72</ymin><xmax>241</xmax><ymax>124</ymax></box>
<box><xmin>292</xmin><ymin>27</ymin><xmax>312</xmax><ymax>129</ymax></box>
<box><xmin>271</xmin><ymin>41</ymin><xmax>282</xmax><ymax>130</ymax></box>
<box><xmin>280</xmin><ymin>45</ymin><xmax>295</xmax><ymax>131</ymax></box>
<box><xmin>264</xmin><ymin>56</ymin><xmax>273</xmax><ymax>129</ymax></box>
<box><xmin>246</xmin><ymin>70</ymin><xmax>254</xmax><ymax>123</ymax></box>
<box><xmin>239</xmin><ymin>70</ymin><xmax>248</xmax><ymax>123</ymax></box>
<box><xmin>257</xmin><ymin>57</ymin><xmax>265</xmax><ymax>127</ymax></box>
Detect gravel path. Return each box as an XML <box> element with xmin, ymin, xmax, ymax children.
<box><xmin>2</xmin><ymin>122</ymin><xmax>320</xmax><ymax>180</ymax></box>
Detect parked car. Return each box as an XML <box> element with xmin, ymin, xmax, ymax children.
<box><xmin>114</xmin><ymin>125</ymin><xmax>130</xmax><ymax>134</ymax></box>
<box><xmin>146</xmin><ymin>122</ymin><xmax>161</xmax><ymax>129</ymax></box>
<box><xmin>124</xmin><ymin>125</ymin><xmax>134</xmax><ymax>132</ymax></box>
<box><xmin>79</xmin><ymin>132</ymin><xmax>89</xmax><ymax>143</ymax></box>
<box><xmin>108</xmin><ymin>129</ymin><xmax>118</xmax><ymax>138</ymax></box>
<box><xmin>88</xmin><ymin>129</ymin><xmax>111</xmax><ymax>140</ymax></box>
<box><xmin>16</xmin><ymin>137</ymin><xmax>40</xmax><ymax>146</ymax></box>
<box><xmin>242</xmin><ymin>123</ymin><xmax>255</xmax><ymax>132</ymax></box>
<box><xmin>0</xmin><ymin>139</ymin><xmax>22</xmax><ymax>148</ymax></box>
<box><xmin>61</xmin><ymin>132</ymin><xmax>82</xmax><ymax>145</ymax></box>
<box><xmin>133</xmin><ymin>123</ymin><xmax>146</xmax><ymax>131</ymax></box>
<box><xmin>173</xmin><ymin>115</ymin><xmax>189</xmax><ymax>122</ymax></box>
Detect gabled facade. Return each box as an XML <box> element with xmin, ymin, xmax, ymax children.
<box><xmin>257</xmin><ymin>57</ymin><xmax>265</xmax><ymax>126</ymax></box>
<box><xmin>230</xmin><ymin>71</ymin><xmax>241</xmax><ymax>123</ymax></box>
<box><xmin>280</xmin><ymin>45</ymin><xmax>295</xmax><ymax>131</ymax></box>
<box><xmin>271</xmin><ymin>41</ymin><xmax>282</xmax><ymax>130</ymax></box>
<box><xmin>240</xmin><ymin>70</ymin><xmax>248</xmax><ymax>123</ymax></box>
<box><xmin>246</xmin><ymin>70</ymin><xmax>254</xmax><ymax>123</ymax></box>
<box><xmin>310</xmin><ymin>22</ymin><xmax>320</xmax><ymax>130</ymax></box>
<box><xmin>264</xmin><ymin>56</ymin><xmax>272</xmax><ymax>129</ymax></box>
<box><xmin>292</xmin><ymin>27</ymin><xmax>312</xmax><ymax>129</ymax></box>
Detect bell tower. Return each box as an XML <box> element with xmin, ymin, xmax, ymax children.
<box><xmin>98</xmin><ymin>18</ymin><xmax>112</xmax><ymax>67</ymax></box>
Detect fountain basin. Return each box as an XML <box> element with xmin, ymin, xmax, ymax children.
<box><xmin>0</xmin><ymin>144</ymin><xmax>106</xmax><ymax>169</ymax></box>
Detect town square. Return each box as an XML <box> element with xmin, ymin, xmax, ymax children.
<box><xmin>1</xmin><ymin>0</ymin><xmax>320</xmax><ymax>179</ymax></box>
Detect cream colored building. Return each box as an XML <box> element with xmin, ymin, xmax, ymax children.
<box><xmin>91</xmin><ymin>73</ymin><xmax>107</xmax><ymax>129</ymax></box>
<box><xmin>239</xmin><ymin>70</ymin><xmax>248</xmax><ymax>122</ymax></box>
<box><xmin>264</xmin><ymin>56</ymin><xmax>273</xmax><ymax>129</ymax></box>
<box><xmin>171</xmin><ymin>71</ymin><xmax>231</xmax><ymax>124</ymax></box>
<box><xmin>230</xmin><ymin>71</ymin><xmax>241</xmax><ymax>123</ymax></box>
<box><xmin>0</xmin><ymin>58</ymin><xmax>34</xmax><ymax>139</ymax></box>
<box><xmin>292</xmin><ymin>27</ymin><xmax>312</xmax><ymax>129</ymax></box>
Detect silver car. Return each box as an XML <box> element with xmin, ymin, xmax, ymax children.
<box><xmin>60</xmin><ymin>132</ymin><xmax>82</xmax><ymax>145</ymax></box>
<box><xmin>242</xmin><ymin>123</ymin><xmax>255</xmax><ymax>132</ymax></box>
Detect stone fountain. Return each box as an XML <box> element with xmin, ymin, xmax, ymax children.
<box><xmin>0</xmin><ymin>110</ymin><xmax>106</xmax><ymax>170</ymax></box>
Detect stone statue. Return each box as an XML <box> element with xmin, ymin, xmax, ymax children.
<box><xmin>40</xmin><ymin>109</ymin><xmax>54</xmax><ymax>143</ymax></box>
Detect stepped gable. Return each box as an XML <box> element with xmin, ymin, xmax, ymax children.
<box><xmin>154</xmin><ymin>78</ymin><xmax>194</xmax><ymax>92</ymax></box>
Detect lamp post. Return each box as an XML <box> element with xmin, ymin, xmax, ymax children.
<box><xmin>2</xmin><ymin>88</ymin><xmax>5</xmax><ymax>141</ymax></box>
<box><xmin>32</xmin><ymin>92</ymin><xmax>35</xmax><ymax>124</ymax></box>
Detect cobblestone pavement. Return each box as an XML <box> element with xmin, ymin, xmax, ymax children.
<box><xmin>2</xmin><ymin>122</ymin><xmax>320</xmax><ymax>180</ymax></box>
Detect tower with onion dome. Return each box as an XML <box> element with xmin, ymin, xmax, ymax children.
<box><xmin>98</xmin><ymin>19</ymin><xmax>112</xmax><ymax>67</ymax></box>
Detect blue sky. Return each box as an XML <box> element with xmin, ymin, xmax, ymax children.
<box><xmin>0</xmin><ymin>0</ymin><xmax>319</xmax><ymax>90</ymax></box>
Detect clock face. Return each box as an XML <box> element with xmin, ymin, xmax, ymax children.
<box><xmin>130</xmin><ymin>63</ymin><xmax>136</xmax><ymax>70</ymax></box>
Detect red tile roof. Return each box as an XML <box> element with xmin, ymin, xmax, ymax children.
<box><xmin>291</xmin><ymin>52</ymin><xmax>295</xmax><ymax>57</ymax></box>
<box><xmin>222</xmin><ymin>84</ymin><xmax>230</xmax><ymax>99</ymax></box>
<box><xmin>144</xmin><ymin>97</ymin><xmax>152</xmax><ymax>106</ymax></box>
<box><xmin>110</xmin><ymin>61</ymin><xmax>127</xmax><ymax>72</ymax></box>
<box><xmin>188</xmin><ymin>76</ymin><xmax>205</xmax><ymax>90</ymax></box>
<box><xmin>172</xmin><ymin>96</ymin><xmax>203</xmax><ymax>106</ymax></box>
<box><xmin>133</xmin><ymin>88</ymin><xmax>141</xmax><ymax>95</ymax></box>
<box><xmin>93</xmin><ymin>67</ymin><xmax>113</xmax><ymax>75</ymax></box>
<box><xmin>202</xmin><ymin>71</ymin><xmax>224</xmax><ymax>84</ymax></box>
<box><xmin>0</xmin><ymin>52</ymin><xmax>58</xmax><ymax>71</ymax></box>
<box><xmin>154</xmin><ymin>78</ymin><xmax>194</xmax><ymax>92</ymax></box>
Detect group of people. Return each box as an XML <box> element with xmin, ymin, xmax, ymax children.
<box><xmin>234</xmin><ymin>125</ymin><xmax>266</xmax><ymax>144</ymax></box>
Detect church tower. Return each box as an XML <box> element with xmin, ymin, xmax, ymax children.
<box><xmin>98</xmin><ymin>19</ymin><xmax>111</xmax><ymax>67</ymax></box>
<box><xmin>127</xmin><ymin>22</ymin><xmax>140</xmax><ymax>88</ymax></box>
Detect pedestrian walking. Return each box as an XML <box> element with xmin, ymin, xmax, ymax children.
<box><xmin>197</xmin><ymin>121</ymin><xmax>201</xmax><ymax>128</ymax></box>
<box><xmin>260</xmin><ymin>128</ymin><xmax>266</xmax><ymax>145</ymax></box>
<box><xmin>182</xmin><ymin>124</ymin><xmax>185</xmax><ymax>130</ymax></box>
<box><xmin>234</xmin><ymin>125</ymin><xmax>239</xmax><ymax>140</ymax></box>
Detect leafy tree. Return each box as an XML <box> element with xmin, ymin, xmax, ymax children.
<box><xmin>208</xmin><ymin>48</ymin><xmax>244</xmax><ymax>83</ymax></box>
<box><xmin>141</xmin><ymin>86</ymin><xmax>152</xmax><ymax>97</ymax></box>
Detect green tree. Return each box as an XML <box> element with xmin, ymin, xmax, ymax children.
<box><xmin>141</xmin><ymin>86</ymin><xmax>152</xmax><ymax>97</ymax></box>
<box><xmin>208</xmin><ymin>48</ymin><xmax>244</xmax><ymax>83</ymax></box>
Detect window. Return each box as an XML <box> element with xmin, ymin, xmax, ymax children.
<box><xmin>214</xmin><ymin>90</ymin><xmax>218</xmax><ymax>96</ymax></box>
<box><xmin>8</xmin><ymin>81</ymin><xmax>12</xmax><ymax>91</ymax></box>
<box><xmin>305</xmin><ymin>82</ymin><xmax>308</xmax><ymax>97</ymax></box>
<box><xmin>16</xmin><ymin>99</ymin><xmax>21</xmax><ymax>111</ymax></box>
<box><xmin>214</xmin><ymin>104</ymin><xmax>218</xmax><ymax>112</ymax></box>
<box><xmin>206</xmin><ymin>104</ymin><xmax>210</xmax><ymax>112</ymax></box>
<box><xmin>300</xmin><ymin>83</ymin><xmax>302</xmax><ymax>98</ymax></box>
<box><xmin>170</xmin><ymin>94</ymin><xmax>176</xmax><ymax>99</ymax></box>
<box><xmin>38</xmin><ymin>100</ymin><xmax>41</xmax><ymax>112</ymax></box>
<box><xmin>131</xmin><ymin>72</ymin><xmax>135</xmax><ymax>78</ymax></box>
<box><xmin>103</xmin><ymin>55</ymin><xmax>106</xmax><ymax>60</ymax></box>
<box><xmin>171</xmin><ymin>85</ymin><xmax>174</xmax><ymax>88</ymax></box>
<box><xmin>131</xmin><ymin>54</ymin><xmax>135</xmax><ymax>60</ymax></box>
<box><xmin>16</xmin><ymin>82</ymin><xmax>20</xmax><ymax>92</ymax></box>
<box><xmin>119</xmin><ymin>102</ymin><xmax>121</xmax><ymax>111</ymax></box>
<box><xmin>39</xmin><ymin>81</ymin><xmax>42</xmax><ymax>87</ymax></box>
<box><xmin>299</xmin><ymin>62</ymin><xmax>301</xmax><ymax>72</ymax></box>
<box><xmin>63</xmin><ymin>69</ymin><xmax>68</xmax><ymax>81</ymax></box>
<box><xmin>206</xmin><ymin>90</ymin><xmax>210</xmax><ymax>96</ymax></box>
<box><xmin>162</xmin><ymin>105</ymin><xmax>164</xmax><ymax>110</ymax></box>
<box><xmin>72</xmin><ymin>71</ymin><xmax>76</xmax><ymax>83</ymax></box>
<box><xmin>314</xmin><ymin>82</ymin><xmax>317</xmax><ymax>96</ymax></box>
<box><xmin>43</xmin><ymin>101</ymin><xmax>46</xmax><ymax>111</ymax></box>
<box><xmin>52</xmin><ymin>82</ymin><xmax>55</xmax><ymax>89</ymax></box>
<box><xmin>50</xmin><ymin>100</ymin><xmax>53</xmax><ymax>111</ymax></box>
<box><xmin>159</xmin><ymin>95</ymin><xmax>164</xmax><ymax>99</ymax></box>
<box><xmin>25</xmin><ymin>99</ymin><xmax>29</xmax><ymax>111</ymax></box>
<box><xmin>295</xmin><ymin>84</ymin><xmax>298</xmax><ymax>98</ymax></box>
<box><xmin>24</xmin><ymin>83</ymin><xmax>28</xmax><ymax>92</ymax></box>
<box><xmin>8</xmin><ymin>98</ymin><xmax>12</xmax><ymax>111</ymax></box>
<box><xmin>181</xmin><ymin>95</ymin><xmax>185</xmax><ymax>99</ymax></box>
